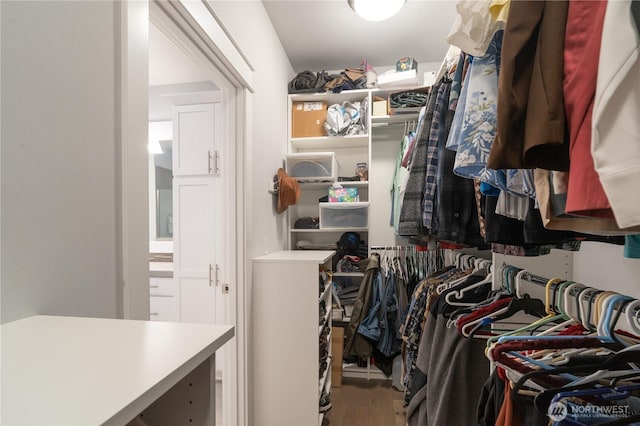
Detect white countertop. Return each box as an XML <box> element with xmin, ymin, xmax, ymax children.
<box><xmin>150</xmin><ymin>261</ymin><xmax>173</xmax><ymax>277</ymax></box>
<box><xmin>253</xmin><ymin>250</ymin><xmax>335</xmax><ymax>264</ymax></box>
<box><xmin>1</xmin><ymin>315</ymin><xmax>234</xmax><ymax>425</ymax></box>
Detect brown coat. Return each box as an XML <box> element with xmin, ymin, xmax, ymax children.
<box><xmin>488</xmin><ymin>0</ymin><xmax>570</xmax><ymax>171</ymax></box>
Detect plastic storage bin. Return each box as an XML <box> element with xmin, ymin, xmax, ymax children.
<box><xmin>285</xmin><ymin>152</ymin><xmax>338</xmax><ymax>182</ymax></box>
<box><xmin>319</xmin><ymin>202</ymin><xmax>369</xmax><ymax>229</ymax></box>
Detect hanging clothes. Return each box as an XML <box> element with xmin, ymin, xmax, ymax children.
<box><xmin>422</xmin><ymin>78</ymin><xmax>452</xmax><ymax>232</ymax></box>
<box><xmin>452</xmin><ymin>30</ymin><xmax>507</xmax><ymax>192</ymax></box>
<box><xmin>345</xmin><ymin>255</ymin><xmax>379</xmax><ymax>361</ymax></box>
<box><xmin>398</xmin><ymin>80</ymin><xmax>443</xmax><ymax>236</ymax></box>
<box><xmin>390</xmin><ymin>130</ymin><xmax>417</xmax><ymax>234</ymax></box>
<box><xmin>488</xmin><ymin>0</ymin><xmax>570</xmax><ymax>171</ymax></box>
<box><xmin>406</xmin><ymin>269</ymin><xmax>492</xmax><ymax>426</ymax></box>
<box><xmin>591</xmin><ymin>0</ymin><xmax>640</xmax><ymax>229</ymax></box>
<box><xmin>563</xmin><ymin>0</ymin><xmax>612</xmax><ymax>219</ymax></box>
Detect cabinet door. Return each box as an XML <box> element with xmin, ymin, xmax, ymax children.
<box><xmin>173</xmin><ymin>103</ymin><xmax>222</xmax><ymax>176</ymax></box>
<box><xmin>173</xmin><ymin>176</ymin><xmax>223</xmax><ymax>324</ymax></box>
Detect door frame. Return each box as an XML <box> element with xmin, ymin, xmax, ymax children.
<box><xmin>118</xmin><ymin>1</ymin><xmax>252</xmax><ymax>424</ymax></box>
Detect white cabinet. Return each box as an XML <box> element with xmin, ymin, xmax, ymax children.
<box><xmin>174</xmin><ymin>176</ymin><xmax>224</xmax><ymax>325</ymax></box>
<box><xmin>173</xmin><ymin>103</ymin><xmax>222</xmax><ymax>177</ymax></box>
<box><xmin>149</xmin><ymin>277</ymin><xmax>180</xmax><ymax>322</ymax></box>
<box><xmin>252</xmin><ymin>250</ymin><xmax>334</xmax><ymax>426</ymax></box>
<box><xmin>172</xmin><ymin>103</ymin><xmax>225</xmax><ymax>326</ymax></box>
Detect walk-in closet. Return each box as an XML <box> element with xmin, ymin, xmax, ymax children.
<box><xmin>257</xmin><ymin>1</ymin><xmax>640</xmax><ymax>425</ymax></box>
<box><xmin>3</xmin><ymin>1</ymin><xmax>639</xmax><ymax>426</ymax></box>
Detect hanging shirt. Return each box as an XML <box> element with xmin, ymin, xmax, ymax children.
<box><xmin>391</xmin><ymin>131</ymin><xmax>415</xmax><ymax>234</ymax></box>
<box><xmin>453</xmin><ymin>30</ymin><xmax>507</xmax><ymax>191</ymax></box>
<box><xmin>591</xmin><ymin>0</ymin><xmax>640</xmax><ymax>228</ymax></box>
<box><xmin>563</xmin><ymin>0</ymin><xmax>613</xmax><ymax>219</ymax></box>
<box><xmin>447</xmin><ymin>0</ymin><xmax>504</xmax><ymax>56</ymax></box>
<box><xmin>398</xmin><ymin>80</ymin><xmax>443</xmax><ymax>236</ymax></box>
<box><xmin>423</xmin><ymin>80</ymin><xmax>452</xmax><ymax>231</ymax></box>
<box><xmin>488</xmin><ymin>0</ymin><xmax>570</xmax><ymax>171</ymax></box>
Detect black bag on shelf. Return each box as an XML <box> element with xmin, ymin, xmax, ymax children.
<box><xmin>287</xmin><ymin>70</ymin><xmax>329</xmax><ymax>94</ymax></box>
<box><xmin>336</xmin><ymin>232</ymin><xmax>361</xmax><ymax>258</ymax></box>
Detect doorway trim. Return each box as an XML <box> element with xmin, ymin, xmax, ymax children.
<box><xmin>119</xmin><ymin>1</ymin><xmax>252</xmax><ymax>424</ymax></box>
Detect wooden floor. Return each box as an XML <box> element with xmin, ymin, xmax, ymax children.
<box><xmin>322</xmin><ymin>378</ymin><xmax>406</xmax><ymax>426</ymax></box>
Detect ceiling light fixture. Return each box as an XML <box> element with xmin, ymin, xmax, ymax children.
<box><xmin>348</xmin><ymin>0</ymin><xmax>407</xmax><ymax>22</ymax></box>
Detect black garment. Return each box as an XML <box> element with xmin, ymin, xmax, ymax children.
<box><xmin>406</xmin><ymin>271</ymin><xmax>492</xmax><ymax>426</ymax></box>
<box><xmin>436</xmin><ymin>129</ymin><xmax>486</xmax><ymax>248</ymax></box>
<box><xmin>477</xmin><ymin>370</ymin><xmax>506</xmax><ymax>426</ymax></box>
<box><xmin>484</xmin><ymin>195</ymin><xmax>578</xmax><ymax>245</ymax></box>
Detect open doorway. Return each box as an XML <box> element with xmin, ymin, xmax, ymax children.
<box><xmin>148</xmin><ymin>16</ymin><xmax>239</xmax><ymax>426</ymax></box>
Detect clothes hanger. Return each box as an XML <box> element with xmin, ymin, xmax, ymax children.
<box><xmin>505</xmin><ymin>342</ymin><xmax>634</xmax><ymax>407</ymax></box>
<box><xmin>444</xmin><ymin>269</ymin><xmax>493</xmax><ymax>307</ymax></box>
<box><xmin>485</xmin><ymin>278</ymin><xmax>566</xmax><ymax>350</ymax></box>
<box><xmin>624</xmin><ymin>299</ymin><xmax>640</xmax><ymax>335</ymax></box>
<box><xmin>504</xmin><ymin>300</ymin><xmax>639</xmax><ymax>400</ymax></box>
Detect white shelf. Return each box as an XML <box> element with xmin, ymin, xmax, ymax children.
<box><xmin>253</xmin><ymin>250</ymin><xmax>335</xmax><ymax>263</ymax></box>
<box><xmin>291</xmin><ymin>228</ymin><xmax>369</xmax><ymax>233</ymax></box>
<box><xmin>342</xmin><ymin>364</ymin><xmax>389</xmax><ymax>380</ymax></box>
<box><xmin>289</xmin><ymin>89</ymin><xmax>371</xmax><ymax>104</ymax></box>
<box><xmin>290</xmin><ymin>134</ymin><xmax>369</xmax><ymax>150</ymax></box>
<box><xmin>333</xmin><ymin>272</ymin><xmax>364</xmax><ymax>277</ymax></box>
<box><xmin>299</xmin><ymin>180</ymin><xmax>368</xmax><ymax>188</ymax></box>
<box><xmin>371</xmin><ymin>113</ymin><xmax>420</xmax><ymax>126</ymax></box>
<box><xmin>252</xmin><ymin>253</ymin><xmax>334</xmax><ymax>425</ymax></box>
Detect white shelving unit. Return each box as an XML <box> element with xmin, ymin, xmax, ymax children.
<box><xmin>252</xmin><ymin>250</ymin><xmax>334</xmax><ymax>426</ymax></box>
<box><xmin>285</xmin><ymin>88</ymin><xmax>429</xmax><ymax>382</ymax></box>
<box><xmin>286</xmin><ymin>90</ymin><xmax>372</xmax><ymax>253</ymax></box>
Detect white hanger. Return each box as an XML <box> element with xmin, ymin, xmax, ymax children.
<box><xmin>445</xmin><ymin>270</ymin><xmax>494</xmax><ymax>307</ymax></box>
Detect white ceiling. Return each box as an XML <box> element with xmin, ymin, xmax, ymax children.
<box><xmin>262</xmin><ymin>0</ymin><xmax>458</xmax><ymax>72</ymax></box>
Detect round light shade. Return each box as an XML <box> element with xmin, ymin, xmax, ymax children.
<box><xmin>348</xmin><ymin>0</ymin><xmax>407</xmax><ymax>22</ymax></box>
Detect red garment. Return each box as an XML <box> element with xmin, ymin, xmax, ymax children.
<box><xmin>563</xmin><ymin>0</ymin><xmax>615</xmax><ymax>218</ymax></box>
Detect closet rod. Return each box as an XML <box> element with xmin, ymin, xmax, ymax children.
<box><xmin>504</xmin><ymin>265</ymin><xmax>640</xmax><ymax>316</ymax></box>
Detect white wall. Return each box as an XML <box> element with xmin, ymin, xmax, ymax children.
<box><xmin>1</xmin><ymin>1</ymin><xmax>120</xmax><ymax>322</ymax></box>
<box><xmin>209</xmin><ymin>1</ymin><xmax>295</xmax><ymax>260</ymax></box>
<box><xmin>573</xmin><ymin>241</ymin><xmax>640</xmax><ymax>298</ymax></box>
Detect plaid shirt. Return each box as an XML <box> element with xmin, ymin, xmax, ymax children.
<box><xmin>423</xmin><ymin>80</ymin><xmax>451</xmax><ymax>230</ymax></box>
<box><xmin>398</xmin><ymin>80</ymin><xmax>443</xmax><ymax>236</ymax></box>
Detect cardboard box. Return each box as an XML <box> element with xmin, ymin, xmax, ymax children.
<box><xmin>372</xmin><ymin>96</ymin><xmax>387</xmax><ymax>116</ymax></box>
<box><xmin>291</xmin><ymin>101</ymin><xmax>327</xmax><ymax>138</ymax></box>
<box><xmin>331</xmin><ymin>326</ymin><xmax>344</xmax><ymax>387</ymax></box>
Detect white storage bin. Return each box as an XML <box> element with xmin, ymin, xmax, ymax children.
<box><xmin>319</xmin><ymin>202</ymin><xmax>369</xmax><ymax>229</ymax></box>
<box><xmin>285</xmin><ymin>152</ymin><xmax>338</xmax><ymax>182</ymax></box>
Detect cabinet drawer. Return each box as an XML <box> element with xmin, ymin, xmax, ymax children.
<box><xmin>319</xmin><ymin>202</ymin><xmax>369</xmax><ymax>229</ymax></box>
<box><xmin>149</xmin><ymin>277</ymin><xmax>178</xmax><ymax>297</ymax></box>
<box><xmin>150</xmin><ymin>294</ymin><xmax>180</xmax><ymax>322</ymax></box>
<box><xmin>285</xmin><ymin>152</ymin><xmax>338</xmax><ymax>182</ymax></box>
